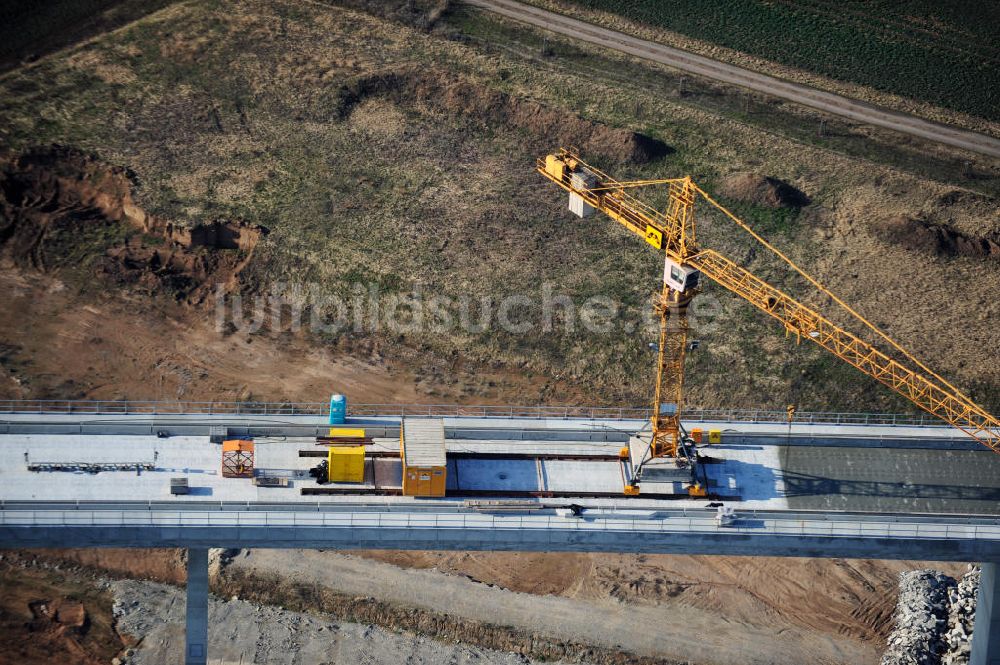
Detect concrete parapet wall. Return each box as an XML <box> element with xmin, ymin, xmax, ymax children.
<box><xmin>4</xmin><ymin>524</ymin><xmax>999</xmax><ymax>561</ymax></box>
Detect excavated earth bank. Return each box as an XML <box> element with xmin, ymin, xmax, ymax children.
<box><xmin>0</xmin><ymin>145</ymin><xmax>267</xmax><ymax>302</ymax></box>
<box><xmin>334</xmin><ymin>69</ymin><xmax>671</xmax><ymax>165</ymax></box>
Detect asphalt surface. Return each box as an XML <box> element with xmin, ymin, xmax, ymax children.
<box><xmin>780</xmin><ymin>446</ymin><xmax>1000</xmax><ymax>514</ymax></box>
<box><xmin>465</xmin><ymin>0</ymin><xmax>1000</xmax><ymax>159</ymax></box>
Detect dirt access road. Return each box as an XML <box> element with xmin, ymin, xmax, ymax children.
<box><xmin>229</xmin><ymin>550</ymin><xmax>878</xmax><ymax>665</ymax></box>
<box><xmin>465</xmin><ymin>0</ymin><xmax>1000</xmax><ymax>159</ymax></box>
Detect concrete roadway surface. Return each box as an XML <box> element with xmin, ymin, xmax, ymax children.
<box><xmin>464</xmin><ymin>0</ymin><xmax>1000</xmax><ymax>159</ymax></box>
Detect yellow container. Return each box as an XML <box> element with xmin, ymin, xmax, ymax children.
<box><xmin>400</xmin><ymin>419</ymin><xmax>447</xmax><ymax>497</ymax></box>
<box><xmin>402</xmin><ymin>467</ymin><xmax>446</xmax><ymax>497</ymax></box>
<box><xmin>327</xmin><ymin>446</ymin><xmax>365</xmax><ymax>482</ymax></box>
<box><xmin>708</xmin><ymin>429</ymin><xmax>722</xmax><ymax>444</ymax></box>
<box><xmin>328</xmin><ymin>427</ymin><xmax>366</xmax><ymax>438</ymax></box>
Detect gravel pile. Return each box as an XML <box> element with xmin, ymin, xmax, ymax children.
<box><xmin>881</xmin><ymin>566</ymin><xmax>980</xmax><ymax>665</ymax></box>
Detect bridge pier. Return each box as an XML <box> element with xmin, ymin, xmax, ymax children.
<box><xmin>972</xmin><ymin>562</ymin><xmax>1000</xmax><ymax>665</ymax></box>
<box><xmin>185</xmin><ymin>548</ymin><xmax>209</xmax><ymax>665</ymax></box>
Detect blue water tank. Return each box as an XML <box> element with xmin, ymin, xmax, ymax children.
<box><xmin>329</xmin><ymin>394</ymin><xmax>347</xmax><ymax>425</ymax></box>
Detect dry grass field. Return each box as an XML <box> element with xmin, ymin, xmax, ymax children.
<box><xmin>0</xmin><ymin>0</ymin><xmax>997</xmax><ymax>413</ymax></box>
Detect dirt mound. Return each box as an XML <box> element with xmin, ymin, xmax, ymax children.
<box><xmin>53</xmin><ymin>601</ymin><xmax>87</xmax><ymax>628</ymax></box>
<box><xmin>878</xmin><ymin>215</ymin><xmax>1000</xmax><ymax>260</ymax></box>
<box><xmin>28</xmin><ymin>598</ymin><xmax>86</xmax><ymax>630</ymax></box>
<box><xmin>24</xmin><ymin>548</ymin><xmax>188</xmax><ymax>585</ymax></box>
<box><xmin>336</xmin><ymin>70</ymin><xmax>670</xmax><ymax>164</ymax></box>
<box><xmin>927</xmin><ymin>189</ymin><xmax>1000</xmax><ymax>238</ymax></box>
<box><xmin>0</xmin><ymin>145</ymin><xmax>267</xmax><ymax>302</ymax></box>
<box><xmin>717</xmin><ymin>171</ymin><xmax>810</xmax><ymax>208</ymax></box>
<box><xmin>0</xmin><ymin>554</ymin><xmax>124</xmax><ymax>665</ymax></box>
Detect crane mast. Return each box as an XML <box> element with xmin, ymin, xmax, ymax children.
<box><xmin>651</xmin><ymin>286</ymin><xmax>695</xmax><ymax>458</ymax></box>
<box><xmin>537</xmin><ymin>149</ymin><xmax>1000</xmax><ymax>495</ymax></box>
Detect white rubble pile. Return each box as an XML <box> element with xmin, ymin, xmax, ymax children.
<box><xmin>942</xmin><ymin>565</ymin><xmax>980</xmax><ymax>665</ymax></box>
<box><xmin>881</xmin><ymin>570</ymin><xmax>954</xmax><ymax>665</ymax></box>
<box><xmin>880</xmin><ymin>566</ymin><xmax>980</xmax><ymax>665</ymax></box>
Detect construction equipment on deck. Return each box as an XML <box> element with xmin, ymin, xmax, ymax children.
<box><xmin>221</xmin><ymin>439</ymin><xmax>254</xmax><ymax>478</ymax></box>
<box><xmin>538</xmin><ymin>148</ymin><xmax>1000</xmax><ymax>494</ymax></box>
<box><xmin>326</xmin><ymin>445</ymin><xmax>365</xmax><ymax>482</ymax></box>
<box><xmin>326</xmin><ymin>427</ymin><xmax>367</xmax><ymax>439</ymax></box>
<box><xmin>253</xmin><ymin>476</ymin><xmax>290</xmax><ymax>488</ymax></box>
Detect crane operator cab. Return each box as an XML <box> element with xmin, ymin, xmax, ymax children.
<box><xmin>664</xmin><ymin>257</ymin><xmax>700</xmax><ymax>293</ymax></box>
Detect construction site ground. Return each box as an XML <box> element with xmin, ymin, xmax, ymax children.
<box><xmin>111</xmin><ymin>576</ymin><xmax>551</xmax><ymax>665</ymax></box>
<box><xmin>5</xmin><ymin>546</ymin><xmax>966</xmax><ymax>665</ymax></box>
<box><xmin>2</xmin><ymin>0</ymin><xmax>999</xmax><ymax>416</ymax></box>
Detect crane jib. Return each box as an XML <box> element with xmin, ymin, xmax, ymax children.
<box><xmin>535</xmin><ymin>164</ymin><xmax>687</xmax><ymax>263</ymax></box>
<box><xmin>537</xmin><ymin>150</ymin><xmax>1000</xmax><ymax>455</ymax></box>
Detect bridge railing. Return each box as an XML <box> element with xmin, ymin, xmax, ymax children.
<box><xmin>2</xmin><ymin>509</ymin><xmax>997</xmax><ymax>541</ymax></box>
<box><xmin>0</xmin><ymin>400</ymin><xmax>330</xmax><ymax>416</ymax></box>
<box><xmin>0</xmin><ymin>399</ymin><xmax>939</xmax><ymax>427</ymax></box>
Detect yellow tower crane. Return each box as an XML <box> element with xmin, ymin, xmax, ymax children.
<box><xmin>538</xmin><ymin>148</ymin><xmax>1000</xmax><ymax>495</ymax></box>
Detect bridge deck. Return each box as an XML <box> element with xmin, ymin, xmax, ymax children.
<box><xmin>1</xmin><ymin>412</ymin><xmax>997</xmax><ymax>560</ymax></box>
<box><xmin>2</xmin><ymin>425</ymin><xmax>997</xmax><ymax>512</ymax></box>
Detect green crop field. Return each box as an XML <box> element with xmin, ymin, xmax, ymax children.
<box><xmin>567</xmin><ymin>0</ymin><xmax>1000</xmax><ymax>122</ymax></box>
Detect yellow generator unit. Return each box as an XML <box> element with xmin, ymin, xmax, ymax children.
<box><xmin>327</xmin><ymin>445</ymin><xmax>365</xmax><ymax>483</ymax></box>
<box><xmin>400</xmin><ymin>418</ymin><xmax>447</xmax><ymax>497</ymax></box>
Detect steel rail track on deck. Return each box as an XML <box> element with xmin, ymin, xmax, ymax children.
<box><xmin>298</xmin><ymin>450</ymin><xmax>622</xmax><ymax>460</ymax></box>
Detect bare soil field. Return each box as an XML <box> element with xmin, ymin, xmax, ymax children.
<box><xmin>227</xmin><ymin>549</ymin><xmax>898</xmax><ymax>664</ymax></box>
<box><xmin>111</xmin><ymin>577</ymin><xmax>564</xmax><ymax>665</ymax></box>
<box><xmin>354</xmin><ymin>550</ymin><xmax>906</xmax><ymax>644</ymax></box>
